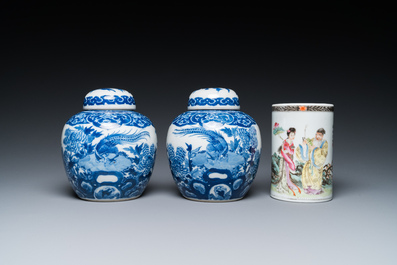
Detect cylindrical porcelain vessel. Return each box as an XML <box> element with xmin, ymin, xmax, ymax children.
<box><xmin>166</xmin><ymin>88</ymin><xmax>262</xmax><ymax>202</ymax></box>
<box><xmin>270</xmin><ymin>103</ymin><xmax>334</xmax><ymax>202</ymax></box>
<box><xmin>61</xmin><ymin>88</ymin><xmax>157</xmax><ymax>201</ymax></box>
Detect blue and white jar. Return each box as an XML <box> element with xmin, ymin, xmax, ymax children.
<box><xmin>61</xmin><ymin>88</ymin><xmax>157</xmax><ymax>201</ymax></box>
<box><xmin>166</xmin><ymin>88</ymin><xmax>262</xmax><ymax>202</ymax></box>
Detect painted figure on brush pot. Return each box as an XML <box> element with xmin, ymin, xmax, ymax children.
<box><xmin>295</xmin><ymin>128</ymin><xmax>329</xmax><ymax>194</ymax></box>
<box><xmin>275</xmin><ymin>127</ymin><xmax>301</xmax><ymax>196</ymax></box>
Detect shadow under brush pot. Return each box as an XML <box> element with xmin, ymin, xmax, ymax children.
<box><xmin>61</xmin><ymin>88</ymin><xmax>157</xmax><ymax>201</ymax></box>
<box><xmin>166</xmin><ymin>88</ymin><xmax>262</xmax><ymax>202</ymax></box>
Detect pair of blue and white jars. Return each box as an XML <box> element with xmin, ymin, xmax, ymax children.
<box><xmin>61</xmin><ymin>87</ymin><xmax>261</xmax><ymax>202</ymax></box>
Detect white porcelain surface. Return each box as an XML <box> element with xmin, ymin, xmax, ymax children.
<box><xmin>271</xmin><ymin>103</ymin><xmax>334</xmax><ymax>202</ymax></box>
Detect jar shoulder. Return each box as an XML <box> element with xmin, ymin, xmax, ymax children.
<box><xmin>171</xmin><ymin>110</ymin><xmax>257</xmax><ymax>128</ymax></box>
<box><xmin>66</xmin><ymin>110</ymin><xmax>154</xmax><ymax>128</ymax></box>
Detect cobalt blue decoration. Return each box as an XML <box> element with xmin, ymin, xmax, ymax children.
<box><xmin>187</xmin><ymin>97</ymin><xmax>240</xmax><ymax>108</ymax></box>
<box><xmin>166</xmin><ymin>88</ymin><xmax>262</xmax><ymax>202</ymax></box>
<box><xmin>61</xmin><ymin>88</ymin><xmax>157</xmax><ymax>201</ymax></box>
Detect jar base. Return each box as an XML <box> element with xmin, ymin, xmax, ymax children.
<box><xmin>270</xmin><ymin>194</ymin><xmax>333</xmax><ymax>203</ymax></box>
<box><xmin>182</xmin><ymin>196</ymin><xmax>244</xmax><ymax>203</ymax></box>
<box><xmin>77</xmin><ymin>195</ymin><xmax>142</xmax><ymax>202</ymax></box>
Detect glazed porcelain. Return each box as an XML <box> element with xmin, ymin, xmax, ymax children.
<box><xmin>166</xmin><ymin>88</ymin><xmax>262</xmax><ymax>202</ymax></box>
<box><xmin>271</xmin><ymin>103</ymin><xmax>334</xmax><ymax>202</ymax></box>
<box><xmin>61</xmin><ymin>88</ymin><xmax>157</xmax><ymax>201</ymax></box>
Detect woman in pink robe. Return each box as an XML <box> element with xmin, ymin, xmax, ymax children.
<box><xmin>277</xmin><ymin>127</ymin><xmax>301</xmax><ymax>196</ymax></box>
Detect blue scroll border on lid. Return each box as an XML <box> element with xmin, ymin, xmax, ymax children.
<box><xmin>84</xmin><ymin>95</ymin><xmax>135</xmax><ymax>107</ymax></box>
<box><xmin>188</xmin><ymin>97</ymin><xmax>240</xmax><ymax>107</ymax></box>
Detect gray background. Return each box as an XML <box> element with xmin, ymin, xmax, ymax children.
<box><xmin>1</xmin><ymin>4</ymin><xmax>396</xmax><ymax>264</ymax></box>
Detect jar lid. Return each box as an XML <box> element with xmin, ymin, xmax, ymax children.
<box><xmin>83</xmin><ymin>88</ymin><xmax>136</xmax><ymax>110</ymax></box>
<box><xmin>187</xmin><ymin>88</ymin><xmax>240</xmax><ymax>110</ymax></box>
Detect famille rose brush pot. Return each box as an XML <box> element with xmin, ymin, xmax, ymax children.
<box><xmin>271</xmin><ymin>103</ymin><xmax>334</xmax><ymax>202</ymax></box>
<box><xmin>166</xmin><ymin>88</ymin><xmax>262</xmax><ymax>202</ymax></box>
<box><xmin>61</xmin><ymin>88</ymin><xmax>157</xmax><ymax>201</ymax></box>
